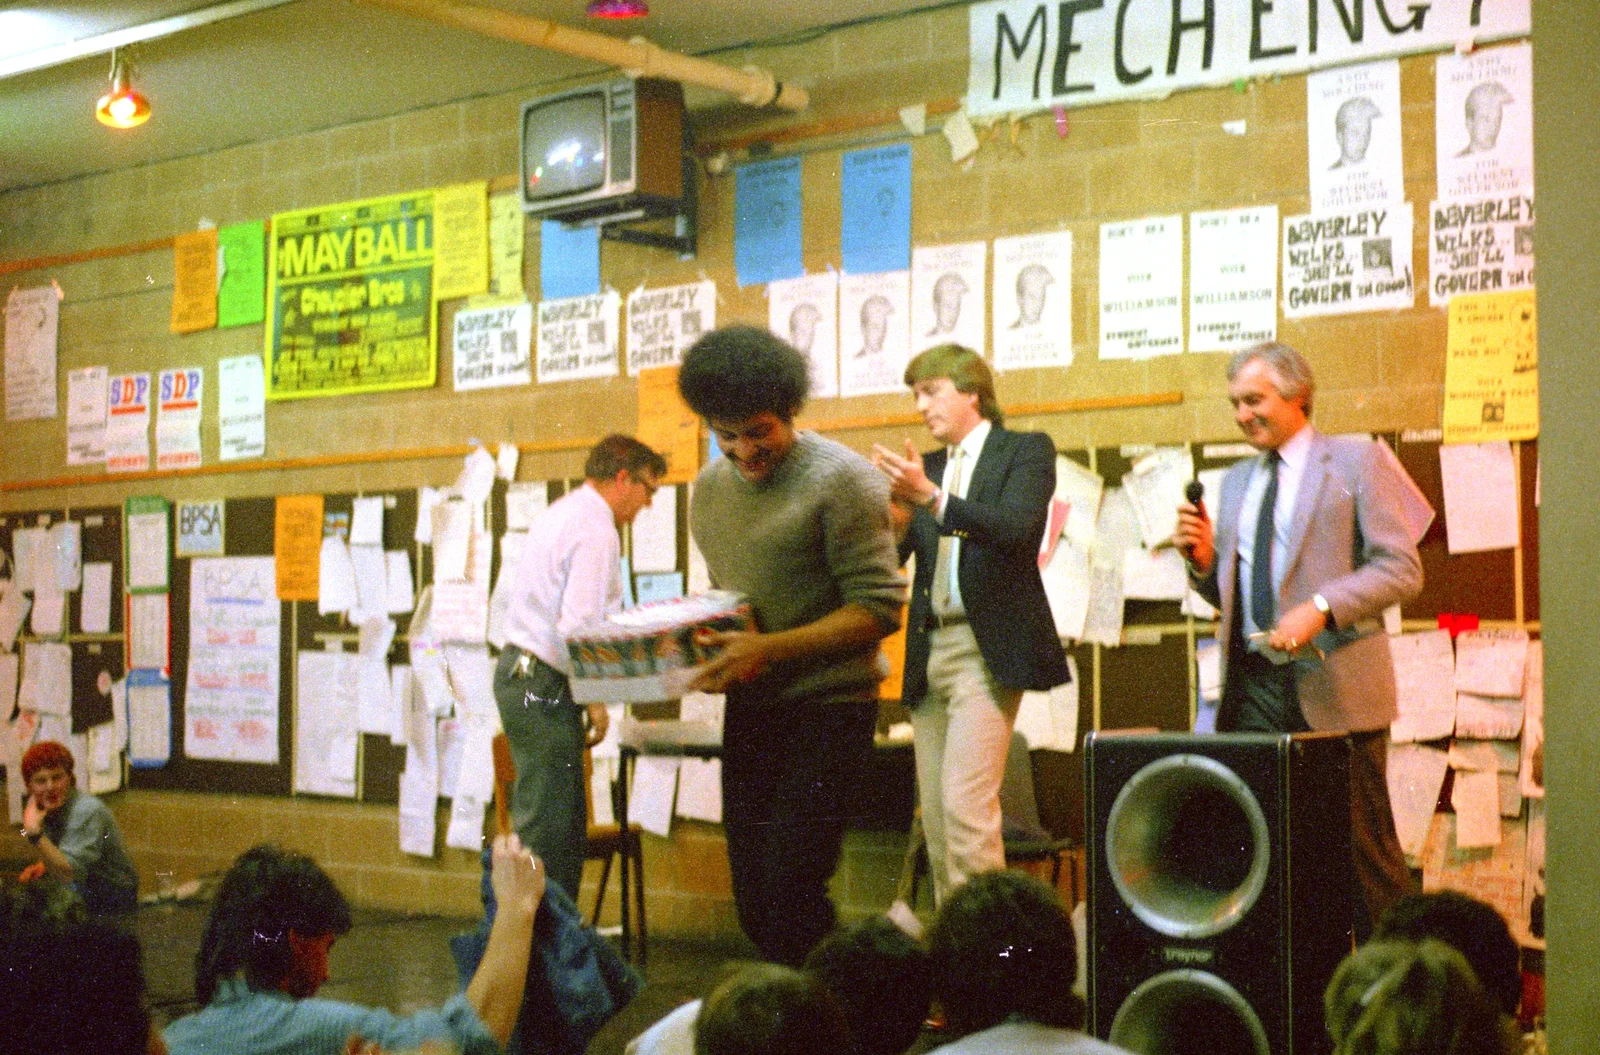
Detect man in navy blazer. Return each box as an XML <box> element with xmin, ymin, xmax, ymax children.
<box><xmin>1176</xmin><ymin>341</ymin><xmax>1422</xmax><ymax>935</ymax></box>
<box><xmin>874</xmin><ymin>344</ymin><xmax>1069</xmax><ymax>904</ymax></box>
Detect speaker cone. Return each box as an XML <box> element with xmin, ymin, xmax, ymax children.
<box><xmin>1108</xmin><ymin>969</ymin><xmax>1271</xmax><ymax>1055</ymax></box>
<box><xmin>1105</xmin><ymin>753</ymin><xmax>1271</xmax><ymax>939</ymax></box>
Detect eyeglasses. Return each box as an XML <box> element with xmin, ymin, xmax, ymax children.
<box><xmin>632</xmin><ymin>474</ymin><xmax>660</xmax><ymax>498</ymax></box>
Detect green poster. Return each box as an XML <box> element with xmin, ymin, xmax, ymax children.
<box><xmin>264</xmin><ymin>191</ymin><xmax>436</xmax><ymax>400</ymax></box>
<box><xmin>217</xmin><ymin>220</ymin><xmax>266</xmax><ymax>328</ymax></box>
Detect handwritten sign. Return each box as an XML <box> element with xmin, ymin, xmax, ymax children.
<box><xmin>626</xmin><ymin>280</ymin><xmax>716</xmax><ymax>376</ymax></box>
<box><xmin>274</xmin><ymin>495</ymin><xmax>324</xmax><ymax>601</ymax></box>
<box><xmin>185</xmin><ymin>557</ymin><xmax>281</xmax><ymax>764</ymax></box>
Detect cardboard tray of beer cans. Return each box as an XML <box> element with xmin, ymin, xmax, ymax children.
<box><xmin>566</xmin><ymin>590</ymin><xmax>753</xmax><ymax>704</ymax></box>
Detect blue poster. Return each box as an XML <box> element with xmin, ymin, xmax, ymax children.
<box><xmin>840</xmin><ymin>143</ymin><xmax>912</xmax><ymax>275</ymax></box>
<box><xmin>735</xmin><ymin>157</ymin><xmax>804</xmax><ymax>287</ymax></box>
<box><xmin>540</xmin><ymin>220</ymin><xmax>601</xmax><ymax>300</ymax></box>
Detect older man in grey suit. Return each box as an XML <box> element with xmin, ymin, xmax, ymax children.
<box><xmin>1176</xmin><ymin>341</ymin><xmax>1422</xmax><ymax>936</ymax></box>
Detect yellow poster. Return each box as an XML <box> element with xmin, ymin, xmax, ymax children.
<box><xmin>488</xmin><ymin>190</ymin><xmax>526</xmax><ymax>299</ymax></box>
<box><xmin>171</xmin><ymin>228</ymin><xmax>219</xmax><ymax>334</ymax></box>
<box><xmin>1443</xmin><ymin>290</ymin><xmax>1538</xmax><ymax>443</ymax></box>
<box><xmin>433</xmin><ymin>181</ymin><xmax>489</xmax><ymax>301</ymax></box>
<box><xmin>636</xmin><ymin>367</ymin><xmax>700</xmax><ymax>485</ymax></box>
<box><xmin>274</xmin><ymin>494</ymin><xmax>324</xmax><ymax>601</ymax></box>
<box><xmin>266</xmin><ymin>191</ymin><xmax>436</xmax><ymax>400</ymax></box>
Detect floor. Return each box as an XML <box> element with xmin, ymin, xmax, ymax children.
<box><xmin>136</xmin><ymin>896</ymin><xmax>775</xmax><ymax>1055</ymax></box>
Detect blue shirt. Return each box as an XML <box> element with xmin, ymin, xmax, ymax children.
<box><xmin>163</xmin><ymin>978</ymin><xmax>501</xmax><ymax>1055</ymax></box>
<box><xmin>42</xmin><ymin>789</ymin><xmax>138</xmax><ymax>915</ymax></box>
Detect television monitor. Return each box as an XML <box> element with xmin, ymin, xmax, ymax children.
<box><xmin>520</xmin><ymin>77</ymin><xmax>686</xmax><ymax>224</ymax></box>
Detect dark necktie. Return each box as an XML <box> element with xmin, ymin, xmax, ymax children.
<box><xmin>1250</xmin><ymin>452</ymin><xmax>1281</xmax><ymax>632</ymax></box>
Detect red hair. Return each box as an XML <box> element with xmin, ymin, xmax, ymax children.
<box><xmin>21</xmin><ymin>740</ymin><xmax>74</xmax><ymax>783</ymax></box>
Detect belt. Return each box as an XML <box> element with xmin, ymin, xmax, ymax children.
<box><xmin>925</xmin><ymin>611</ymin><xmax>968</xmax><ymax>630</ymax></box>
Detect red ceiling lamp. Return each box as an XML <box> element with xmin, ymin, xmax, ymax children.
<box><xmin>585</xmin><ymin>0</ymin><xmax>648</xmax><ymax>18</ymax></box>
<box><xmin>95</xmin><ymin>49</ymin><xmax>151</xmax><ymax>129</ymax></box>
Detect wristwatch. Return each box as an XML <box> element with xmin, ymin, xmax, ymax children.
<box><xmin>1312</xmin><ymin>593</ymin><xmax>1334</xmax><ymax>628</ymax></box>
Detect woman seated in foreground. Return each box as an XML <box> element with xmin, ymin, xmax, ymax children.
<box><xmin>162</xmin><ymin>835</ymin><xmax>543</xmax><ymax>1055</ymax></box>
<box><xmin>17</xmin><ymin>739</ymin><xmax>139</xmax><ymax>914</ymax></box>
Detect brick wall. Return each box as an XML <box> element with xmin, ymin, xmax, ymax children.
<box><xmin>1</xmin><ymin>6</ymin><xmax>1463</xmax><ymax>929</ymax></box>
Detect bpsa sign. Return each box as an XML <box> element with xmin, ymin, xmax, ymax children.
<box><xmin>966</xmin><ymin>0</ymin><xmax>1529</xmax><ymax>118</ymax></box>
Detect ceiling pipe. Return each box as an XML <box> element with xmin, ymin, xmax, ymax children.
<box><xmin>353</xmin><ymin>0</ymin><xmax>807</xmax><ymax>111</ymax></box>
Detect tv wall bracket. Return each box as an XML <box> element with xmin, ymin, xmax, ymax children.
<box><xmin>597</xmin><ymin>207</ymin><xmax>696</xmax><ymax>260</ymax></box>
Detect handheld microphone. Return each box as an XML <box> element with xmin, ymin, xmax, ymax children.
<box><xmin>1184</xmin><ymin>479</ymin><xmax>1206</xmax><ymax>517</ymax></box>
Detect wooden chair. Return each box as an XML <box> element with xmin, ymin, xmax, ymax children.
<box><xmin>584</xmin><ymin>748</ymin><xmax>647</xmax><ymax>962</ymax></box>
<box><xmin>490</xmin><ymin>734</ymin><xmax>647</xmax><ymax>961</ymax></box>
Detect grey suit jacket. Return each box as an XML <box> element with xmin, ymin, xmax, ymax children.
<box><xmin>1194</xmin><ymin>429</ymin><xmax>1423</xmax><ymax>732</ymax></box>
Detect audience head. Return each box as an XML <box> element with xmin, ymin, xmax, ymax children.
<box><xmin>1324</xmin><ymin>938</ymin><xmax>1505</xmax><ymax>1055</ymax></box>
<box><xmin>1376</xmin><ymin>891</ymin><xmax>1521</xmax><ymax>1019</ymax></box>
<box><xmin>804</xmin><ymin>915</ymin><xmax>932</xmax><ymax>1055</ymax></box>
<box><xmin>926</xmin><ymin>869</ymin><xmax>1083</xmax><ymax>1039</ymax></box>
<box><xmin>904</xmin><ymin>343</ymin><xmax>1004</xmax><ymax>427</ymax></box>
<box><xmin>584</xmin><ymin>433</ymin><xmax>668</xmax><ymax>486</ymax></box>
<box><xmin>21</xmin><ymin>739</ymin><xmax>75</xmax><ymax>783</ymax></box>
<box><xmin>694</xmin><ymin>962</ymin><xmax>851</xmax><ymax>1055</ymax></box>
<box><xmin>195</xmin><ymin>843</ymin><xmax>353</xmax><ymax>1005</ymax></box>
<box><xmin>678</xmin><ymin>326</ymin><xmax>811</xmax><ymax>424</ymax></box>
<box><xmin>0</xmin><ymin>879</ymin><xmax>161</xmax><ymax>1055</ymax></box>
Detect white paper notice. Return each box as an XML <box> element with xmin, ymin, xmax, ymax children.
<box><xmin>1041</xmin><ymin>539</ymin><xmax>1092</xmax><ymax>641</ymax></box>
<box><xmin>992</xmin><ymin>231</ymin><xmax>1073</xmax><ymax>371</ymax></box>
<box><xmin>294</xmin><ymin>649</ymin><xmax>360</xmax><ymax>797</ymax></box>
<box><xmin>630</xmin><ymin>485</ymin><xmax>677</xmax><ymax>574</ymax></box>
<box><xmin>348</xmin><ymin>545</ymin><xmax>389</xmax><ymax>623</ymax></box>
<box><xmin>912</xmin><ymin>242</ymin><xmax>988</xmax><ymax>357</ymax></box>
<box><xmin>1188</xmin><ymin>206</ymin><xmax>1279</xmax><ymax>352</ymax></box>
<box><xmin>29</xmin><ymin>587</ymin><xmax>64</xmax><ymax>637</ymax></box>
<box><xmin>12</xmin><ymin>526</ymin><xmax>41</xmax><ymax>593</ymax></box>
<box><xmin>4</xmin><ymin>285</ymin><xmax>59</xmax><ymax>421</ymax></box>
<box><xmin>385</xmin><ymin>551</ymin><xmax>415</xmax><ymax>614</ymax></box>
<box><xmin>50</xmin><ymin>520</ymin><xmax>81</xmax><ymax>592</ymax></box>
<box><xmin>1388</xmin><ymin>630</ymin><xmax>1458</xmax><ymax>743</ymax></box>
<box><xmin>446</xmin><ymin>793</ymin><xmax>488</xmax><ymax>851</ymax></box>
<box><xmin>218</xmin><ymin>355</ymin><xmax>267</xmax><ymax>461</ymax></box>
<box><xmin>1055</xmin><ymin>457</ymin><xmax>1104</xmax><ymax>549</ymax></box>
<box><xmin>414</xmin><ymin>487</ymin><xmax>442</xmax><ymax>544</ymax></box>
<box><xmin>185</xmin><ymin>557</ymin><xmax>281</xmax><ymax>763</ymax></box>
<box><xmin>537</xmin><ymin>292</ymin><xmax>620</xmax><ymax>383</ymax></box>
<box><xmin>453</xmin><ymin>301</ymin><xmax>533</xmax><ymax>391</ymax></box>
<box><xmin>504</xmin><ymin>482</ymin><xmax>549</xmax><ymax>532</ymax></box>
<box><xmin>398</xmin><ymin>766</ymin><xmax>439</xmax><ymax>858</ymax></box>
<box><xmin>1307</xmin><ymin>59</ymin><xmax>1405</xmax><ymax>213</ymax></box>
<box><xmin>626</xmin><ymin>280</ymin><xmax>716</xmax><ymax>375</ymax></box>
<box><xmin>1121</xmin><ymin>447</ymin><xmax>1194</xmax><ymax>550</ymax></box>
<box><xmin>350</xmin><ymin>497</ymin><xmax>385</xmax><ymax>547</ymax></box>
<box><xmin>768</xmin><ymin>272</ymin><xmax>841</xmax><ymax>399</ymax></box>
<box><xmin>106</xmin><ymin>373</ymin><xmax>153</xmax><ymax>473</ymax></box>
<box><xmin>1098</xmin><ymin>217</ymin><xmax>1183</xmax><ymax>360</ymax></box>
<box><xmin>1451</xmin><ymin>767</ymin><xmax>1502</xmax><ymax>848</ymax></box>
<box><xmin>128</xmin><ymin>592</ymin><xmax>169</xmax><ymax>671</ymax></box>
<box><xmin>20</xmin><ymin>641</ymin><xmax>71</xmax><ymax>716</ymax></box>
<box><xmin>675</xmin><ymin>757</ymin><xmax>723</xmax><ymax>823</ymax></box>
<box><xmin>430</xmin><ymin>501</ymin><xmax>472</xmax><ymax>581</ymax></box>
<box><xmin>1438</xmin><ymin>441</ymin><xmax>1518</xmax><ymax>553</ymax></box>
<box><xmin>317</xmin><ymin>536</ymin><xmax>359</xmax><ymax>616</ymax></box>
<box><xmin>1014</xmin><ymin>659</ymin><xmax>1080</xmax><ymax>753</ymax></box>
<box><xmin>126</xmin><ymin>671</ymin><xmax>171</xmax><ymax>767</ymax></box>
<box><xmin>1386</xmin><ymin>741</ymin><xmax>1449</xmax><ymax>858</ymax></box>
<box><xmin>1519</xmin><ymin>640</ymin><xmax>1543</xmax><ymax>798</ymax></box>
<box><xmin>1454</xmin><ymin>628</ymin><xmax>1529</xmax><ymax>697</ymax></box>
<box><xmin>1427</xmin><ymin>193</ymin><xmax>1534</xmax><ymax>308</ymax></box>
<box><xmin>175</xmin><ymin>500</ymin><xmax>225</xmax><ymax>559</ymax></box>
<box><xmin>1081</xmin><ymin>561</ymin><xmax>1126</xmax><ymax>648</ymax></box>
<box><xmin>839</xmin><ymin>270</ymin><xmax>912</xmax><ymax>397</ymax></box>
<box><xmin>0</xmin><ymin>586</ymin><xmax>30</xmax><ymax>650</ymax></box>
<box><xmin>1455</xmin><ymin>693</ymin><xmax>1523</xmax><ymax>740</ymax></box>
<box><xmin>1121</xmin><ymin>548</ymin><xmax>1187</xmax><ymax>601</ymax></box>
<box><xmin>630</xmin><ymin>754</ymin><xmax>681</xmax><ymax>837</ymax></box>
<box><xmin>66</xmin><ymin>366</ymin><xmax>108</xmax><ymax>464</ymax></box>
<box><xmin>1435</xmin><ymin>43</ymin><xmax>1533</xmax><ymax>203</ymax></box>
<box><xmin>1282</xmin><ymin>205</ymin><xmax>1415</xmax><ymax>318</ymax></box>
<box><xmin>81</xmin><ymin>562</ymin><xmax>113</xmax><ymax>634</ymax></box>
<box><xmin>126</xmin><ymin>506</ymin><xmax>169</xmax><ymax>591</ymax></box>
<box><xmin>155</xmin><ymin>367</ymin><xmax>203</xmax><ymax>470</ymax></box>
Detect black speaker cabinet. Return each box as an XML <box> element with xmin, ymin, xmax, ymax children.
<box><xmin>1085</xmin><ymin>732</ymin><xmax>1353</xmax><ymax>1055</ymax></box>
